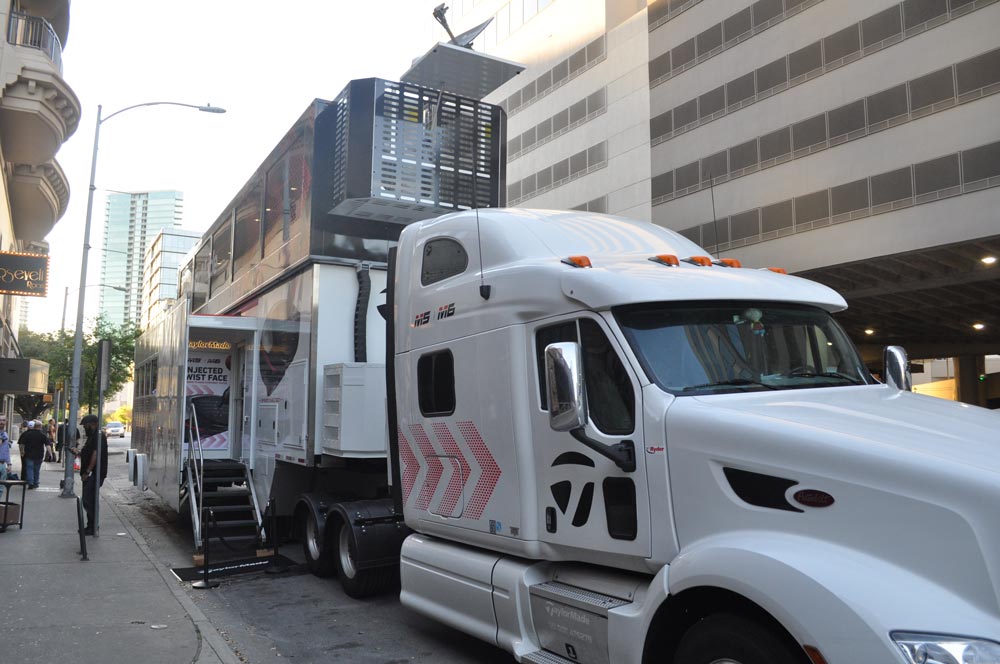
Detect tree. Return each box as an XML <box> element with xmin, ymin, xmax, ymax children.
<box><xmin>15</xmin><ymin>316</ymin><xmax>139</xmax><ymax>419</ymax></box>
<box><xmin>107</xmin><ymin>404</ymin><xmax>132</xmax><ymax>428</ymax></box>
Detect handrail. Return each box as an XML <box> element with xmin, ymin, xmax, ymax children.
<box><xmin>187</xmin><ymin>403</ymin><xmax>207</xmax><ymax>550</ymax></box>
<box><xmin>7</xmin><ymin>12</ymin><xmax>63</xmax><ymax>73</ymax></box>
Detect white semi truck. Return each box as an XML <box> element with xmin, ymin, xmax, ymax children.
<box><xmin>132</xmin><ymin>78</ymin><xmax>1000</xmax><ymax>664</ymax></box>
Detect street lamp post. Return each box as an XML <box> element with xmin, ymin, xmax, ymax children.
<box><xmin>62</xmin><ymin>101</ymin><xmax>225</xmax><ymax>501</ymax></box>
<box><xmin>60</xmin><ymin>283</ymin><xmax>127</xmax><ymax>334</ymax></box>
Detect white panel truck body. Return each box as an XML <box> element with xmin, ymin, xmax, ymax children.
<box><xmin>389</xmin><ymin>209</ymin><xmax>1000</xmax><ymax>664</ymax></box>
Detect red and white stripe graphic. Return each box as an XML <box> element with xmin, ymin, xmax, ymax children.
<box><xmin>397</xmin><ymin>427</ymin><xmax>418</xmax><ymax>505</ymax></box>
<box><xmin>457</xmin><ymin>421</ymin><xmax>501</xmax><ymax>520</ymax></box>
<box><xmin>432</xmin><ymin>422</ymin><xmax>470</xmax><ymax>517</ymax></box>
<box><xmin>186</xmin><ymin>384</ymin><xmax>218</xmax><ymax>396</ymax></box>
<box><xmin>410</xmin><ymin>424</ymin><xmax>443</xmax><ymax>511</ymax></box>
<box><xmin>200</xmin><ymin>432</ymin><xmax>228</xmax><ymax>449</ymax></box>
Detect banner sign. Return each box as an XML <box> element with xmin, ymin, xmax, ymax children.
<box><xmin>185</xmin><ymin>349</ymin><xmax>231</xmax><ymax>451</ymax></box>
<box><xmin>0</xmin><ymin>252</ymin><xmax>48</xmax><ymax>296</ymax></box>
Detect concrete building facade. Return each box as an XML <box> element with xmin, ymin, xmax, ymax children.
<box><xmin>99</xmin><ymin>190</ymin><xmax>184</xmax><ymax>328</ymax></box>
<box><xmin>139</xmin><ymin>227</ymin><xmax>199</xmax><ymax>330</ymax></box>
<box><xmin>0</xmin><ymin>0</ymin><xmax>79</xmax><ymax>414</ymax></box>
<box><xmin>439</xmin><ymin>0</ymin><xmax>1000</xmax><ymax>405</ymax></box>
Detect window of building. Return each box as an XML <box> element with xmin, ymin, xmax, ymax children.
<box><xmin>871</xmin><ymin>166</ymin><xmax>913</xmax><ymax>206</ymax></box>
<box><xmin>522</xmin><ymin>173</ymin><xmax>537</xmax><ymax>197</ymax></box>
<box><xmin>902</xmin><ymin>0</ymin><xmax>948</xmax><ymax>29</ymax></box>
<box><xmin>570</xmin><ymin>149</ymin><xmax>588</xmax><ymax>176</ymax></box>
<box><xmin>792</xmin><ymin>113</ymin><xmax>827</xmax><ymax>150</ymax></box>
<box><xmin>752</xmin><ymin>0</ymin><xmax>783</xmax><ymax>26</ymax></box>
<box><xmin>794</xmin><ymin>190</ymin><xmax>830</xmax><ymax>224</ymax></box>
<box><xmin>723</xmin><ymin>6</ymin><xmax>752</xmax><ymax>42</ymax></box>
<box><xmin>508</xmin><ymin>135</ymin><xmax>521</xmax><ymax>155</ymax></box>
<box><xmin>760</xmin><ymin>126</ymin><xmax>791</xmax><ymax>161</ymax></box>
<box><xmin>651</xmin><ymin>110</ymin><xmax>672</xmax><ymax>139</ymax></box>
<box><xmin>233</xmin><ymin>182</ymin><xmax>261</xmax><ymax>276</ymax></box>
<box><xmin>587</xmin><ymin>88</ymin><xmax>607</xmax><ymax>113</ymax></box>
<box><xmin>569</xmin><ymin>99</ymin><xmax>587</xmax><ymax>124</ymax></box>
<box><xmin>672</xmin><ymin>37</ymin><xmax>696</xmax><ymax>70</ymax></box>
<box><xmin>569</xmin><ymin>46</ymin><xmax>587</xmax><ymax>74</ymax></box>
<box><xmin>675</xmin><ymin>161</ymin><xmax>700</xmax><ymax>190</ymax></box>
<box><xmin>553</xmin><ymin>108</ymin><xmax>569</xmax><ymax>133</ymax></box>
<box><xmin>862</xmin><ymin>5</ymin><xmax>902</xmax><ymax>47</ymax></box>
<box><xmin>867</xmin><ymin>84</ymin><xmax>909</xmax><ymax>125</ymax></box>
<box><xmin>961</xmin><ymin>141</ymin><xmax>1000</xmax><ymax>184</ymax></box>
<box><xmin>537</xmin><ymin>117</ymin><xmax>553</xmax><ymax>142</ymax></box>
<box><xmin>824</xmin><ymin>24</ymin><xmax>860</xmax><ymax>63</ymax></box>
<box><xmin>789</xmin><ymin>41</ymin><xmax>822</xmax><ymax>79</ymax></box>
<box><xmin>701</xmin><ymin>150</ymin><xmax>728</xmax><ymax>182</ymax></box>
<box><xmin>553</xmin><ymin>158</ymin><xmax>570</xmax><ymax>183</ymax></box>
<box><xmin>729</xmin><ymin>138</ymin><xmax>759</xmax><ymax>172</ymax></box>
<box><xmin>587</xmin><ymin>36</ymin><xmax>606</xmax><ymax>62</ymax></box>
<box><xmin>649</xmin><ymin>52</ymin><xmax>671</xmax><ymax>81</ymax></box>
<box><xmin>831</xmin><ymin>178</ymin><xmax>870</xmax><ymax>215</ymax></box>
<box><xmin>699</xmin><ymin>85</ymin><xmax>725</xmax><ymax>119</ymax></box>
<box><xmin>731</xmin><ymin>209</ymin><xmax>761</xmax><ymax>240</ymax></box>
<box><xmin>759</xmin><ymin>199</ymin><xmax>793</xmax><ymax>233</ymax></box>
<box><xmin>508</xmin><ymin>182</ymin><xmax>520</xmax><ymax>202</ymax></box>
<box><xmin>537</xmin><ymin>167</ymin><xmax>553</xmax><ymax>190</ymax></box>
<box><xmin>417</xmin><ymin>350</ymin><xmax>455</xmax><ymax>417</ymax></box>
<box><xmin>909</xmin><ymin>66</ymin><xmax>955</xmax><ymax>111</ymax></box>
<box><xmin>587</xmin><ymin>143</ymin><xmax>607</xmax><ymax>167</ymax></box>
<box><xmin>701</xmin><ymin>219</ymin><xmax>729</xmax><ymax>246</ymax></box>
<box><xmin>828</xmin><ymin>99</ymin><xmax>866</xmax><ymax>139</ymax></box>
<box><xmin>522</xmin><ymin>126</ymin><xmax>537</xmax><ymax>150</ymax></box>
<box><xmin>652</xmin><ymin>171</ymin><xmax>674</xmax><ymax>198</ymax></box>
<box><xmin>914</xmin><ymin>153</ymin><xmax>961</xmax><ymax>195</ymax></box>
<box><xmin>674</xmin><ymin>99</ymin><xmax>698</xmax><ymax>129</ymax></box>
<box><xmin>696</xmin><ymin>23</ymin><xmax>722</xmax><ymax>56</ymax></box>
<box><xmin>727</xmin><ymin>72</ymin><xmax>755</xmax><ymax>108</ymax></box>
<box><xmin>756</xmin><ymin>57</ymin><xmax>788</xmax><ymax>93</ymax></box>
<box><xmin>956</xmin><ymin>48</ymin><xmax>1000</xmax><ymax>95</ymax></box>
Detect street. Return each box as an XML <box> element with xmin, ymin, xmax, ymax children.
<box><xmin>108</xmin><ymin>434</ymin><xmax>512</xmax><ymax>664</ymax></box>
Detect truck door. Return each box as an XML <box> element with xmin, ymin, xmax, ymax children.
<box><xmin>531</xmin><ymin>315</ymin><xmax>651</xmax><ymax>558</ymax></box>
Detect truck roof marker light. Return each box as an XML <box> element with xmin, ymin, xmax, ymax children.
<box><xmin>684</xmin><ymin>256</ymin><xmax>713</xmax><ymax>266</ymax></box>
<box><xmin>649</xmin><ymin>254</ymin><xmax>680</xmax><ymax>266</ymax></box>
<box><xmin>717</xmin><ymin>258</ymin><xmax>742</xmax><ymax>268</ymax></box>
<box><xmin>562</xmin><ymin>255</ymin><xmax>592</xmax><ymax>268</ymax></box>
<box><xmin>767</xmin><ymin>267</ymin><xmax>788</xmax><ymax>274</ymax></box>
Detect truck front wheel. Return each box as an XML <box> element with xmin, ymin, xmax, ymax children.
<box><xmin>301</xmin><ymin>509</ymin><xmax>335</xmax><ymax>577</ymax></box>
<box><xmin>674</xmin><ymin>613</ymin><xmax>805</xmax><ymax>664</ymax></box>
<box><xmin>333</xmin><ymin>518</ymin><xmax>394</xmax><ymax>598</ymax></box>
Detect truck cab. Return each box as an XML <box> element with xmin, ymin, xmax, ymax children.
<box><xmin>392</xmin><ymin>208</ymin><xmax>1000</xmax><ymax>664</ymax></box>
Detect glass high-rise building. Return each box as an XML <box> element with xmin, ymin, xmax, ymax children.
<box><xmin>99</xmin><ymin>191</ymin><xmax>184</xmax><ymax>327</ymax></box>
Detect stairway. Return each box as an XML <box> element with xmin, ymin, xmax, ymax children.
<box><xmin>185</xmin><ymin>459</ymin><xmax>263</xmax><ymax>562</ymax></box>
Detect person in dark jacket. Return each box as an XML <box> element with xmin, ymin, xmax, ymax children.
<box><xmin>70</xmin><ymin>415</ymin><xmax>107</xmax><ymax>535</ymax></box>
<box><xmin>18</xmin><ymin>420</ymin><xmax>48</xmax><ymax>489</ymax></box>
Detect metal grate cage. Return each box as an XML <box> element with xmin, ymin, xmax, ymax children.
<box><xmin>321</xmin><ymin>78</ymin><xmax>506</xmax><ymax>225</ymax></box>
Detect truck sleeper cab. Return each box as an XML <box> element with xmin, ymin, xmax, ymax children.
<box><xmin>392</xmin><ymin>209</ymin><xmax>1000</xmax><ymax>664</ymax></box>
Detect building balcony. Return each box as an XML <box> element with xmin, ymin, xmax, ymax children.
<box><xmin>0</xmin><ymin>11</ymin><xmax>79</xmax><ymax>165</ymax></box>
<box><xmin>18</xmin><ymin>0</ymin><xmax>70</xmax><ymax>47</ymax></box>
<box><xmin>9</xmin><ymin>159</ymin><xmax>70</xmax><ymax>242</ymax></box>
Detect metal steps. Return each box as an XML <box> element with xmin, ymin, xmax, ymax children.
<box><xmin>188</xmin><ymin>458</ymin><xmax>263</xmax><ymax>559</ymax></box>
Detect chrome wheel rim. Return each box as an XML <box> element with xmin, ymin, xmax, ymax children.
<box><xmin>338</xmin><ymin>526</ymin><xmax>357</xmax><ymax>579</ymax></box>
<box><xmin>305</xmin><ymin>515</ymin><xmax>321</xmax><ymax>561</ymax></box>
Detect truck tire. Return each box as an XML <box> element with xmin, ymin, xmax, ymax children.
<box><xmin>332</xmin><ymin>518</ymin><xmax>395</xmax><ymax>598</ymax></box>
<box><xmin>674</xmin><ymin>613</ymin><xmax>805</xmax><ymax>664</ymax></box>
<box><xmin>301</xmin><ymin>509</ymin><xmax>336</xmax><ymax>577</ymax></box>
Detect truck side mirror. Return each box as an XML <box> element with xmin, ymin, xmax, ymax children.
<box><xmin>883</xmin><ymin>345</ymin><xmax>912</xmax><ymax>391</ymax></box>
<box><xmin>545</xmin><ymin>342</ymin><xmax>587</xmax><ymax>432</ymax></box>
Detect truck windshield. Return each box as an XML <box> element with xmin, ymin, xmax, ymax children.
<box><xmin>615</xmin><ymin>301</ymin><xmax>872</xmax><ymax>395</ymax></box>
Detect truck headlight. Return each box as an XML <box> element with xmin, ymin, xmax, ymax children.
<box><xmin>892</xmin><ymin>632</ymin><xmax>1000</xmax><ymax>664</ymax></box>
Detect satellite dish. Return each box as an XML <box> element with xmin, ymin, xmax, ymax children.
<box><xmin>433</xmin><ymin>4</ymin><xmax>493</xmax><ymax>49</ymax></box>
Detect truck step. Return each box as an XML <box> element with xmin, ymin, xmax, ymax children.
<box><xmin>201</xmin><ymin>475</ymin><xmax>247</xmax><ymax>484</ymax></box>
<box><xmin>209</xmin><ymin>519</ymin><xmax>258</xmax><ymax>529</ymax></box>
<box><xmin>522</xmin><ymin>650</ymin><xmax>577</xmax><ymax>664</ymax></box>
<box><xmin>529</xmin><ymin>581</ymin><xmax>631</xmax><ymax>616</ymax></box>
<box><xmin>204</xmin><ymin>504</ymin><xmax>254</xmax><ymax>514</ymax></box>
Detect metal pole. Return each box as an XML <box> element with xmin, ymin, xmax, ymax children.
<box><xmin>62</xmin><ymin>104</ymin><xmax>103</xmax><ymax>498</ymax></box>
<box><xmin>61</xmin><ymin>286</ymin><xmax>68</xmax><ymax>334</ymax></box>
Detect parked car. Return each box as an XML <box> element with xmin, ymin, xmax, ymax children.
<box><xmin>104</xmin><ymin>421</ymin><xmax>125</xmax><ymax>438</ymax></box>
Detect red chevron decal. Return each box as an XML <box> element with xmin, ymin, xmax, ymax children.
<box><xmin>410</xmin><ymin>424</ymin><xmax>443</xmax><ymax>511</ymax></box>
<box><xmin>397</xmin><ymin>427</ymin><xmax>418</xmax><ymax>505</ymax></box>
<box><xmin>432</xmin><ymin>422</ymin><xmax>470</xmax><ymax>517</ymax></box>
<box><xmin>457</xmin><ymin>421</ymin><xmax>501</xmax><ymax>520</ymax></box>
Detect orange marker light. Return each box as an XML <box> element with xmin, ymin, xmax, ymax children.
<box><xmin>688</xmin><ymin>256</ymin><xmax>713</xmax><ymax>266</ymax></box>
<box><xmin>650</xmin><ymin>254</ymin><xmax>680</xmax><ymax>266</ymax></box>
<box><xmin>562</xmin><ymin>255</ymin><xmax>592</xmax><ymax>268</ymax></box>
<box><xmin>803</xmin><ymin>646</ymin><xmax>828</xmax><ymax>664</ymax></box>
<box><xmin>767</xmin><ymin>267</ymin><xmax>788</xmax><ymax>274</ymax></box>
<box><xmin>719</xmin><ymin>258</ymin><xmax>742</xmax><ymax>268</ymax></box>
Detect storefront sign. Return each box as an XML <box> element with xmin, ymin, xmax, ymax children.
<box><xmin>0</xmin><ymin>252</ymin><xmax>48</xmax><ymax>296</ymax></box>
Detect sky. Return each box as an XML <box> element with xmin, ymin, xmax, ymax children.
<box><xmin>30</xmin><ymin>0</ymin><xmax>437</xmax><ymax>333</ymax></box>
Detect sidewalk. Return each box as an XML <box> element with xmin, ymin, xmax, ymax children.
<box><xmin>0</xmin><ymin>452</ymin><xmax>239</xmax><ymax>664</ymax></box>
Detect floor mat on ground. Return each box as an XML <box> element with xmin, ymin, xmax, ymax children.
<box><xmin>171</xmin><ymin>555</ymin><xmax>297</xmax><ymax>582</ymax></box>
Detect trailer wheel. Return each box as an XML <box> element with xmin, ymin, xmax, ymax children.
<box><xmin>333</xmin><ymin>518</ymin><xmax>394</xmax><ymax>598</ymax></box>
<box><xmin>301</xmin><ymin>509</ymin><xmax>335</xmax><ymax>577</ymax></box>
<box><xmin>674</xmin><ymin>613</ymin><xmax>805</xmax><ymax>664</ymax></box>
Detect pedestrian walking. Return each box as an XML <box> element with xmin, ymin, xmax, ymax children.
<box><xmin>18</xmin><ymin>420</ymin><xmax>47</xmax><ymax>489</ymax></box>
<box><xmin>45</xmin><ymin>418</ymin><xmax>57</xmax><ymax>462</ymax></box>
<box><xmin>55</xmin><ymin>418</ymin><xmax>68</xmax><ymax>464</ymax></box>
<box><xmin>70</xmin><ymin>415</ymin><xmax>107</xmax><ymax>535</ymax></box>
<box><xmin>0</xmin><ymin>417</ymin><xmax>10</xmax><ymax>499</ymax></box>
